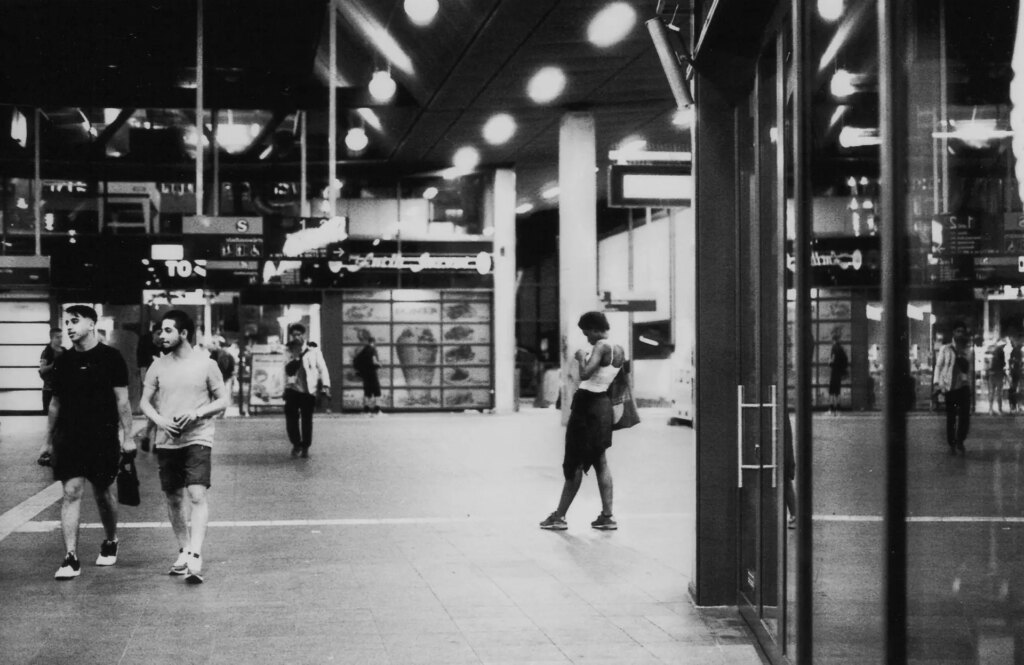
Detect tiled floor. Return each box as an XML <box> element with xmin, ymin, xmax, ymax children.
<box><xmin>0</xmin><ymin>409</ymin><xmax>766</xmax><ymax>664</ymax></box>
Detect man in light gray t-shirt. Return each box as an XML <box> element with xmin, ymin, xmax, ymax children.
<box><xmin>140</xmin><ymin>310</ymin><xmax>228</xmax><ymax>584</ymax></box>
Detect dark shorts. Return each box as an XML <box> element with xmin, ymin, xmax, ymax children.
<box><xmin>52</xmin><ymin>430</ymin><xmax>120</xmax><ymax>488</ymax></box>
<box><xmin>361</xmin><ymin>373</ymin><xmax>381</xmax><ymax>397</ymax></box>
<box><xmin>563</xmin><ymin>389</ymin><xmax>613</xmax><ymax>479</ymax></box>
<box><xmin>156</xmin><ymin>445</ymin><xmax>212</xmax><ymax>492</ymax></box>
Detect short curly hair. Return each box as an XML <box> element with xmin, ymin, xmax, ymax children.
<box><xmin>577</xmin><ymin>311</ymin><xmax>609</xmax><ymax>332</ymax></box>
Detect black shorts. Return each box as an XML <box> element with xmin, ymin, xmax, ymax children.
<box><xmin>52</xmin><ymin>432</ymin><xmax>120</xmax><ymax>488</ymax></box>
<box><xmin>361</xmin><ymin>373</ymin><xmax>381</xmax><ymax>398</ymax></box>
<box><xmin>157</xmin><ymin>445</ymin><xmax>212</xmax><ymax>492</ymax></box>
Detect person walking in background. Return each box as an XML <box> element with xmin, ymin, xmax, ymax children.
<box><xmin>540</xmin><ymin>311</ymin><xmax>624</xmax><ymax>532</ymax></box>
<box><xmin>987</xmin><ymin>335</ymin><xmax>1007</xmax><ymax>415</ymax></box>
<box><xmin>45</xmin><ymin>305</ymin><xmax>134</xmax><ymax>580</ymax></box>
<box><xmin>140</xmin><ymin>310</ymin><xmax>229</xmax><ymax>584</ymax></box>
<box><xmin>933</xmin><ymin>320</ymin><xmax>975</xmax><ymax>456</ymax></box>
<box><xmin>209</xmin><ymin>336</ymin><xmax>236</xmax><ymax>418</ymax></box>
<box><xmin>1008</xmin><ymin>330</ymin><xmax>1024</xmax><ymax>413</ymax></box>
<box><xmin>283</xmin><ymin>323</ymin><xmax>331</xmax><ymax>458</ymax></box>
<box><xmin>353</xmin><ymin>336</ymin><xmax>382</xmax><ymax>415</ymax></box>
<box><xmin>36</xmin><ymin>328</ymin><xmax>65</xmax><ymax>465</ymax></box>
<box><xmin>135</xmin><ymin>323</ymin><xmax>163</xmax><ymax>452</ymax></box>
<box><xmin>827</xmin><ymin>329</ymin><xmax>849</xmax><ymax>416</ymax></box>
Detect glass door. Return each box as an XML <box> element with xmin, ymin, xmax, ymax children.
<box><xmin>737</xmin><ymin>29</ymin><xmax>787</xmax><ymax>654</ymax></box>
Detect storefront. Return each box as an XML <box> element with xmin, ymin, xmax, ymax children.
<box><xmin>691</xmin><ymin>1</ymin><xmax>1024</xmax><ymax>663</ymax></box>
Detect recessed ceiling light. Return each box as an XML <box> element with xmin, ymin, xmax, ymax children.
<box><xmin>830</xmin><ymin>69</ymin><xmax>856</xmax><ymax>98</ymax></box>
<box><xmin>482</xmin><ymin>113</ymin><xmax>517</xmax><ymax>145</ymax></box>
<box><xmin>345</xmin><ymin>127</ymin><xmax>369</xmax><ymax>152</ymax></box>
<box><xmin>368</xmin><ymin>70</ymin><xmax>397</xmax><ymax>101</ymax></box>
<box><xmin>404</xmin><ymin>0</ymin><xmax>439</xmax><ymax>26</ymax></box>
<box><xmin>515</xmin><ymin>203</ymin><xmax>535</xmax><ymax>215</ymax></box>
<box><xmin>541</xmin><ymin>186</ymin><xmax>560</xmax><ymax>200</ymax></box>
<box><xmin>453</xmin><ymin>146</ymin><xmax>480</xmax><ymax>171</ymax></box>
<box><xmin>672</xmin><ymin>107</ymin><xmax>695</xmax><ymax>127</ymax></box>
<box><xmin>422</xmin><ymin>186</ymin><xmax>439</xmax><ymax>200</ymax></box>
<box><xmin>817</xmin><ymin>0</ymin><xmax>844</xmax><ymax>22</ymax></box>
<box><xmin>527</xmin><ymin>67</ymin><xmax>567</xmax><ymax>103</ymax></box>
<box><xmin>587</xmin><ymin>2</ymin><xmax>637</xmax><ymax>47</ymax></box>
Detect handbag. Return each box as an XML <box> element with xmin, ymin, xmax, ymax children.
<box><xmin>609</xmin><ymin>363</ymin><xmax>641</xmax><ymax>430</ymax></box>
<box><xmin>116</xmin><ymin>451</ymin><xmax>141</xmax><ymax>507</ymax></box>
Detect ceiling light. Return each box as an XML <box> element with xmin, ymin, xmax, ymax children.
<box><xmin>541</xmin><ymin>186</ymin><xmax>560</xmax><ymax>200</ymax></box>
<box><xmin>453</xmin><ymin>146</ymin><xmax>480</xmax><ymax>172</ymax></box>
<box><xmin>369</xmin><ymin>70</ymin><xmax>397</xmax><ymax>101</ymax></box>
<box><xmin>516</xmin><ymin>203</ymin><xmax>535</xmax><ymax>215</ymax></box>
<box><xmin>829</xmin><ymin>69</ymin><xmax>856</xmax><ymax>98</ymax></box>
<box><xmin>672</xmin><ymin>107</ymin><xmax>694</xmax><ymax>127</ymax></box>
<box><xmin>838</xmin><ymin>126</ymin><xmax>880</xmax><ymax>148</ymax></box>
<box><xmin>528</xmin><ymin>67</ymin><xmax>567</xmax><ymax>104</ymax></box>
<box><xmin>357</xmin><ymin>108</ymin><xmax>382</xmax><ymax>131</ymax></box>
<box><xmin>618</xmin><ymin>137</ymin><xmax>647</xmax><ymax>154</ymax></box>
<box><xmin>345</xmin><ymin>127</ymin><xmax>369</xmax><ymax>152</ymax></box>
<box><xmin>482</xmin><ymin>113</ymin><xmax>517</xmax><ymax>145</ymax></box>
<box><xmin>817</xmin><ymin>0</ymin><xmax>844</xmax><ymax>22</ymax></box>
<box><xmin>587</xmin><ymin>2</ymin><xmax>637</xmax><ymax>47</ymax></box>
<box><xmin>422</xmin><ymin>186</ymin><xmax>439</xmax><ymax>200</ymax></box>
<box><xmin>404</xmin><ymin>0</ymin><xmax>438</xmax><ymax>26</ymax></box>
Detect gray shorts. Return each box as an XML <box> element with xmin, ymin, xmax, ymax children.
<box><xmin>156</xmin><ymin>445</ymin><xmax>212</xmax><ymax>492</ymax></box>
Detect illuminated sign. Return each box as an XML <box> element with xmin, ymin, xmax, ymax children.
<box><xmin>281</xmin><ymin>217</ymin><xmax>348</xmax><ymax>257</ymax></box>
<box><xmin>608</xmin><ymin>164</ymin><xmax>692</xmax><ymax>208</ymax></box>
<box><xmin>183</xmin><ymin>216</ymin><xmax>263</xmax><ymax>235</ymax></box>
<box><xmin>324</xmin><ymin>251</ymin><xmax>493</xmax><ymax>274</ymax></box>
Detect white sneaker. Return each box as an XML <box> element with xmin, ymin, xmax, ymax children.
<box><xmin>169</xmin><ymin>549</ymin><xmax>189</xmax><ymax>576</ymax></box>
<box><xmin>185</xmin><ymin>552</ymin><xmax>204</xmax><ymax>584</ymax></box>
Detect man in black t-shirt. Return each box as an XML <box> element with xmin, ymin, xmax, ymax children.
<box><xmin>45</xmin><ymin>305</ymin><xmax>134</xmax><ymax>580</ymax></box>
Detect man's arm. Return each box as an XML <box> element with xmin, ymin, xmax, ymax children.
<box><xmin>140</xmin><ymin>379</ymin><xmax>179</xmax><ymax>437</ymax></box>
<box><xmin>576</xmin><ymin>342</ymin><xmax>609</xmax><ymax>381</ymax></box>
<box><xmin>316</xmin><ymin>349</ymin><xmax>331</xmax><ymax>391</ymax></box>
<box><xmin>114</xmin><ymin>386</ymin><xmax>136</xmax><ymax>453</ymax></box>
<box><xmin>42</xmin><ymin>394</ymin><xmax>60</xmax><ymax>455</ymax></box>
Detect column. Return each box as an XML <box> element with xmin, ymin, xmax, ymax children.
<box><xmin>492</xmin><ymin>168</ymin><xmax>517</xmax><ymax>413</ymax></box>
<box><xmin>558</xmin><ymin>112</ymin><xmax>600</xmax><ymax>423</ymax></box>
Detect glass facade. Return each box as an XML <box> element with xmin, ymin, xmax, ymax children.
<box><xmin>698</xmin><ymin>0</ymin><xmax>1024</xmax><ymax>663</ymax></box>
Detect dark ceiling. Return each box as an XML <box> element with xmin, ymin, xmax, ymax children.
<box><xmin>0</xmin><ymin>0</ymin><xmax>692</xmax><ymax>215</ymax></box>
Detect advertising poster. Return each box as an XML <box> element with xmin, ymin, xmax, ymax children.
<box><xmin>249</xmin><ymin>350</ymin><xmax>287</xmax><ymax>409</ymax></box>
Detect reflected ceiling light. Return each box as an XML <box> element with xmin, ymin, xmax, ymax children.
<box><xmin>368</xmin><ymin>70</ymin><xmax>397</xmax><ymax>101</ymax></box>
<box><xmin>817</xmin><ymin>0</ymin><xmax>844</xmax><ymax>22</ymax></box>
<box><xmin>829</xmin><ymin>69</ymin><xmax>857</xmax><ymax>98</ymax></box>
<box><xmin>452</xmin><ymin>146</ymin><xmax>480</xmax><ymax>171</ymax></box>
<box><xmin>838</xmin><ymin>126</ymin><xmax>880</xmax><ymax>148</ymax></box>
<box><xmin>515</xmin><ymin>203</ymin><xmax>534</xmax><ymax>215</ymax></box>
<box><xmin>587</xmin><ymin>2</ymin><xmax>637</xmax><ymax>47</ymax></box>
<box><xmin>527</xmin><ymin>67</ymin><xmax>567</xmax><ymax>103</ymax></box>
<box><xmin>482</xmin><ymin>113</ymin><xmax>517</xmax><ymax>145</ymax></box>
<box><xmin>357</xmin><ymin>108</ymin><xmax>382</xmax><ymax>131</ymax></box>
<box><xmin>404</xmin><ymin>0</ymin><xmax>438</xmax><ymax>26</ymax></box>
<box><xmin>932</xmin><ymin>119</ymin><xmax>1013</xmax><ymax>148</ymax></box>
<box><xmin>541</xmin><ymin>185</ymin><xmax>560</xmax><ymax>200</ymax></box>
<box><xmin>345</xmin><ymin>127</ymin><xmax>369</xmax><ymax>152</ymax></box>
<box><xmin>818</xmin><ymin>0</ymin><xmax>870</xmax><ymax>73</ymax></box>
<box><xmin>672</xmin><ymin>107</ymin><xmax>695</xmax><ymax>127</ymax></box>
<box><xmin>422</xmin><ymin>186</ymin><xmax>439</xmax><ymax>200</ymax></box>
<box><xmin>215</xmin><ymin>124</ymin><xmax>256</xmax><ymax>154</ymax></box>
<box><xmin>103</xmin><ymin>108</ymin><xmax>121</xmax><ymax>125</ymax></box>
<box><xmin>618</xmin><ymin>137</ymin><xmax>647</xmax><ymax>154</ymax></box>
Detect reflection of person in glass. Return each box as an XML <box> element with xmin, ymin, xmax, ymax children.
<box><xmin>539</xmin><ymin>311</ymin><xmax>624</xmax><ymax>532</ymax></box>
<box><xmin>827</xmin><ymin>329</ymin><xmax>849</xmax><ymax>416</ymax></box>
<box><xmin>933</xmin><ymin>321</ymin><xmax>975</xmax><ymax>456</ymax></box>
<box><xmin>1007</xmin><ymin>329</ymin><xmax>1024</xmax><ymax>413</ymax></box>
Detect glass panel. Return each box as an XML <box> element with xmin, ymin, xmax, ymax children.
<box><xmin>905</xmin><ymin>2</ymin><xmax>1023</xmax><ymax>662</ymax></box>
<box><xmin>806</xmin><ymin>2</ymin><xmax>885</xmax><ymax>662</ymax></box>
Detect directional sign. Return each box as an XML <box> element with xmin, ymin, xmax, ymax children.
<box><xmin>601</xmin><ymin>291</ymin><xmax>657</xmax><ymax>312</ymax></box>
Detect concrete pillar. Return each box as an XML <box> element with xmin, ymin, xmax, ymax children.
<box><xmin>492</xmin><ymin>168</ymin><xmax>517</xmax><ymax>413</ymax></box>
<box><xmin>558</xmin><ymin>112</ymin><xmax>600</xmax><ymax>423</ymax></box>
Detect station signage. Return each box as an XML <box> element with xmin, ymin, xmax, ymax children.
<box><xmin>183</xmin><ymin>216</ymin><xmax>263</xmax><ymax>235</ymax></box>
<box><xmin>324</xmin><ymin>251</ymin><xmax>492</xmax><ymax>275</ymax></box>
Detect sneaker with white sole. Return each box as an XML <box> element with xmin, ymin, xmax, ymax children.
<box><xmin>169</xmin><ymin>549</ymin><xmax>189</xmax><ymax>576</ymax></box>
<box><xmin>55</xmin><ymin>552</ymin><xmax>81</xmax><ymax>580</ymax></box>
<box><xmin>590</xmin><ymin>513</ymin><xmax>618</xmax><ymax>530</ymax></box>
<box><xmin>539</xmin><ymin>512</ymin><xmax>568</xmax><ymax>530</ymax></box>
<box><xmin>95</xmin><ymin>539</ymin><xmax>118</xmax><ymax>566</ymax></box>
<box><xmin>185</xmin><ymin>552</ymin><xmax>203</xmax><ymax>584</ymax></box>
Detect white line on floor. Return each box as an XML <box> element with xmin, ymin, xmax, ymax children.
<box><xmin>15</xmin><ymin>513</ymin><xmax>692</xmax><ymax>533</ymax></box>
<box><xmin>0</xmin><ymin>482</ymin><xmax>62</xmax><ymax>541</ymax></box>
